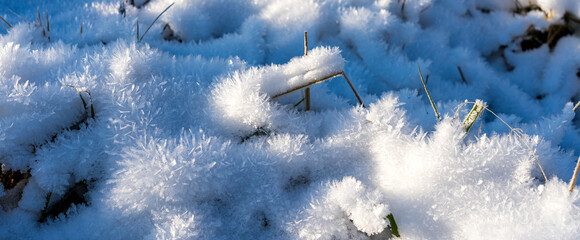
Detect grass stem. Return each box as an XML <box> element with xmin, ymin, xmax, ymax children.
<box><xmin>304</xmin><ymin>31</ymin><xmax>311</xmax><ymax>110</ymax></box>
<box><xmin>418</xmin><ymin>62</ymin><xmax>440</xmax><ymax>121</ymax></box>
<box><xmin>138</xmin><ymin>2</ymin><xmax>175</xmax><ymax>42</ymax></box>
<box><xmin>569</xmin><ymin>156</ymin><xmax>580</xmax><ymax>193</ymax></box>
<box><xmin>573</xmin><ymin>101</ymin><xmax>580</xmax><ymax>112</ymax></box>
<box><xmin>0</xmin><ymin>14</ymin><xmax>11</xmax><ymax>28</ymax></box>
<box><xmin>456</xmin><ymin>101</ymin><xmax>548</xmax><ymax>182</ymax></box>
<box><xmin>457</xmin><ymin>66</ymin><xmax>467</xmax><ymax>84</ymax></box>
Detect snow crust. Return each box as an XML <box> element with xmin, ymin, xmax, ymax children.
<box><xmin>1</xmin><ymin>0</ymin><xmax>580</xmax><ymax>239</ymax></box>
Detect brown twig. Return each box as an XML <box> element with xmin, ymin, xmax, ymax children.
<box><xmin>457</xmin><ymin>66</ymin><xmax>467</xmax><ymax>84</ymax></box>
<box><xmin>0</xmin><ymin>14</ymin><xmax>11</xmax><ymax>28</ymax></box>
<box><xmin>45</xmin><ymin>11</ymin><xmax>50</xmax><ymax>41</ymax></box>
<box><xmin>6</xmin><ymin>7</ymin><xmax>29</xmax><ymax>24</ymax></box>
<box><xmin>341</xmin><ymin>72</ymin><xmax>365</xmax><ymax>108</ymax></box>
<box><xmin>304</xmin><ymin>31</ymin><xmax>311</xmax><ymax>111</ymax></box>
<box><xmin>138</xmin><ymin>2</ymin><xmax>175</xmax><ymax>42</ymax></box>
<box><xmin>570</xmin><ymin>156</ymin><xmax>580</xmax><ymax>192</ymax></box>
<box><xmin>455</xmin><ymin>101</ymin><xmax>548</xmax><ymax>182</ymax></box>
<box><xmin>573</xmin><ymin>101</ymin><xmax>580</xmax><ymax>112</ymax></box>
<box><xmin>272</xmin><ymin>72</ymin><xmax>366</xmax><ymax>108</ymax></box>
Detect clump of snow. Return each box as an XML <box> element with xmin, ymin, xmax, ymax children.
<box><xmin>209</xmin><ymin>46</ymin><xmax>344</xmax><ymax>136</ymax></box>
<box><xmin>294</xmin><ymin>176</ymin><xmax>390</xmax><ymax>239</ymax></box>
<box><xmin>2</xmin><ymin>0</ymin><xmax>580</xmax><ymax>239</ymax></box>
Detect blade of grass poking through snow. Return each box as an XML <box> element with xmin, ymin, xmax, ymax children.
<box><xmin>0</xmin><ymin>15</ymin><xmax>12</xmax><ymax>28</ymax></box>
<box><xmin>457</xmin><ymin>66</ymin><xmax>467</xmax><ymax>84</ymax></box>
<box><xmin>462</xmin><ymin>100</ymin><xmax>486</xmax><ymax>133</ymax></box>
<box><xmin>569</xmin><ymin>155</ymin><xmax>580</xmax><ymax>193</ymax></box>
<box><xmin>45</xmin><ymin>11</ymin><xmax>50</xmax><ymax>41</ymax></box>
<box><xmin>271</xmin><ymin>72</ymin><xmax>366</xmax><ymax>108</ymax></box>
<box><xmin>136</xmin><ymin>20</ymin><xmax>139</xmax><ymax>41</ymax></box>
<box><xmin>304</xmin><ymin>31</ymin><xmax>311</xmax><ymax>111</ymax></box>
<box><xmin>456</xmin><ymin>101</ymin><xmax>548</xmax><ymax>182</ymax></box>
<box><xmin>569</xmin><ymin>101</ymin><xmax>580</xmax><ymax>193</ymax></box>
<box><xmin>269</xmin><ymin>46</ymin><xmax>365</xmax><ymax>108</ymax></box>
<box><xmin>573</xmin><ymin>101</ymin><xmax>580</xmax><ymax>112</ymax></box>
<box><xmin>6</xmin><ymin>7</ymin><xmax>30</xmax><ymax>24</ymax></box>
<box><xmin>387</xmin><ymin>213</ymin><xmax>400</xmax><ymax>237</ymax></box>
<box><xmin>138</xmin><ymin>2</ymin><xmax>175</xmax><ymax>42</ymax></box>
<box><xmin>417</xmin><ymin>62</ymin><xmax>440</xmax><ymax>121</ymax></box>
<box><xmin>341</xmin><ymin>72</ymin><xmax>365</xmax><ymax>108</ymax></box>
<box><xmin>65</xmin><ymin>85</ymin><xmax>95</xmax><ymax>119</ymax></box>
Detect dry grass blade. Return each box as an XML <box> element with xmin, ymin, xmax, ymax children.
<box><xmin>570</xmin><ymin>156</ymin><xmax>580</xmax><ymax>193</ymax></box>
<box><xmin>45</xmin><ymin>11</ymin><xmax>50</xmax><ymax>41</ymax></box>
<box><xmin>418</xmin><ymin>62</ymin><xmax>440</xmax><ymax>121</ymax></box>
<box><xmin>457</xmin><ymin>101</ymin><xmax>548</xmax><ymax>182</ymax></box>
<box><xmin>65</xmin><ymin>85</ymin><xmax>95</xmax><ymax>119</ymax></box>
<box><xmin>457</xmin><ymin>66</ymin><xmax>467</xmax><ymax>84</ymax></box>
<box><xmin>341</xmin><ymin>73</ymin><xmax>365</xmax><ymax>108</ymax></box>
<box><xmin>304</xmin><ymin>31</ymin><xmax>311</xmax><ymax>110</ymax></box>
<box><xmin>271</xmin><ymin>72</ymin><xmax>366</xmax><ymax>108</ymax></box>
<box><xmin>37</xmin><ymin>8</ymin><xmax>41</xmax><ymax>26</ymax></box>
<box><xmin>573</xmin><ymin>101</ymin><xmax>580</xmax><ymax>112</ymax></box>
<box><xmin>462</xmin><ymin>100</ymin><xmax>485</xmax><ymax>133</ymax></box>
<box><xmin>138</xmin><ymin>2</ymin><xmax>175</xmax><ymax>42</ymax></box>
<box><xmin>6</xmin><ymin>7</ymin><xmax>29</xmax><ymax>24</ymax></box>
<box><xmin>0</xmin><ymin>14</ymin><xmax>11</xmax><ymax>28</ymax></box>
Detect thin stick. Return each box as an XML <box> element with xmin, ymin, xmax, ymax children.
<box><xmin>573</xmin><ymin>101</ymin><xmax>580</xmax><ymax>112</ymax></box>
<box><xmin>0</xmin><ymin>15</ymin><xmax>11</xmax><ymax>28</ymax></box>
<box><xmin>457</xmin><ymin>101</ymin><xmax>548</xmax><ymax>182</ymax></box>
<box><xmin>272</xmin><ymin>73</ymin><xmax>343</xmax><ymax>99</ymax></box>
<box><xmin>294</xmin><ymin>98</ymin><xmax>305</xmax><ymax>108</ymax></box>
<box><xmin>37</xmin><ymin>8</ymin><xmax>42</xmax><ymax>28</ymax></box>
<box><xmin>457</xmin><ymin>66</ymin><xmax>467</xmax><ymax>84</ymax></box>
<box><xmin>6</xmin><ymin>7</ymin><xmax>29</xmax><ymax>24</ymax></box>
<box><xmin>272</xmin><ymin>72</ymin><xmax>366</xmax><ymax>108</ymax></box>
<box><xmin>418</xmin><ymin>62</ymin><xmax>440</xmax><ymax>120</ymax></box>
<box><xmin>45</xmin><ymin>11</ymin><xmax>50</xmax><ymax>41</ymax></box>
<box><xmin>341</xmin><ymin>72</ymin><xmax>366</xmax><ymax>108</ymax></box>
<box><xmin>304</xmin><ymin>31</ymin><xmax>311</xmax><ymax>111</ymax></box>
<box><xmin>304</xmin><ymin>31</ymin><xmax>308</xmax><ymax>56</ymax></box>
<box><xmin>401</xmin><ymin>0</ymin><xmax>407</xmax><ymax>21</ymax></box>
<box><xmin>138</xmin><ymin>2</ymin><xmax>175</xmax><ymax>42</ymax></box>
<box><xmin>136</xmin><ymin>20</ymin><xmax>139</xmax><ymax>41</ymax></box>
<box><xmin>570</xmin><ymin>156</ymin><xmax>580</xmax><ymax>192</ymax></box>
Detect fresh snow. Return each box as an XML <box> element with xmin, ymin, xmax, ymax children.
<box><xmin>1</xmin><ymin>0</ymin><xmax>580</xmax><ymax>239</ymax></box>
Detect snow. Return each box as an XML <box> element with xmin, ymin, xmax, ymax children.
<box><xmin>1</xmin><ymin>0</ymin><xmax>580</xmax><ymax>239</ymax></box>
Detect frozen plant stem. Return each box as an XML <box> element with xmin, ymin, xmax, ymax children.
<box><xmin>136</xmin><ymin>20</ymin><xmax>139</xmax><ymax>41</ymax></box>
<box><xmin>272</xmin><ymin>72</ymin><xmax>366</xmax><ymax>108</ymax></box>
<box><xmin>46</xmin><ymin>11</ymin><xmax>50</xmax><ymax>41</ymax></box>
<box><xmin>6</xmin><ymin>7</ymin><xmax>29</xmax><ymax>24</ymax></box>
<box><xmin>0</xmin><ymin>15</ymin><xmax>12</xmax><ymax>28</ymax></box>
<box><xmin>463</xmin><ymin>100</ymin><xmax>485</xmax><ymax>133</ymax></box>
<box><xmin>304</xmin><ymin>31</ymin><xmax>311</xmax><ymax>111</ymax></box>
<box><xmin>569</xmin><ymin>156</ymin><xmax>580</xmax><ymax>193</ymax></box>
<box><xmin>570</xmin><ymin>101</ymin><xmax>580</xmax><ymax>192</ymax></box>
<box><xmin>138</xmin><ymin>2</ymin><xmax>175</xmax><ymax>42</ymax></box>
<box><xmin>457</xmin><ymin>101</ymin><xmax>548</xmax><ymax>182</ymax></box>
<box><xmin>457</xmin><ymin>66</ymin><xmax>467</xmax><ymax>84</ymax></box>
<box><xmin>418</xmin><ymin>62</ymin><xmax>440</xmax><ymax>121</ymax></box>
<box><xmin>573</xmin><ymin>101</ymin><xmax>580</xmax><ymax>112</ymax></box>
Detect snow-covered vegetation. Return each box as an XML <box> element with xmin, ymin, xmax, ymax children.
<box><xmin>2</xmin><ymin>0</ymin><xmax>580</xmax><ymax>239</ymax></box>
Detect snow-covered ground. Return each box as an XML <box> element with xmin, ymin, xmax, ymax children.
<box><xmin>2</xmin><ymin>0</ymin><xmax>580</xmax><ymax>239</ymax></box>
